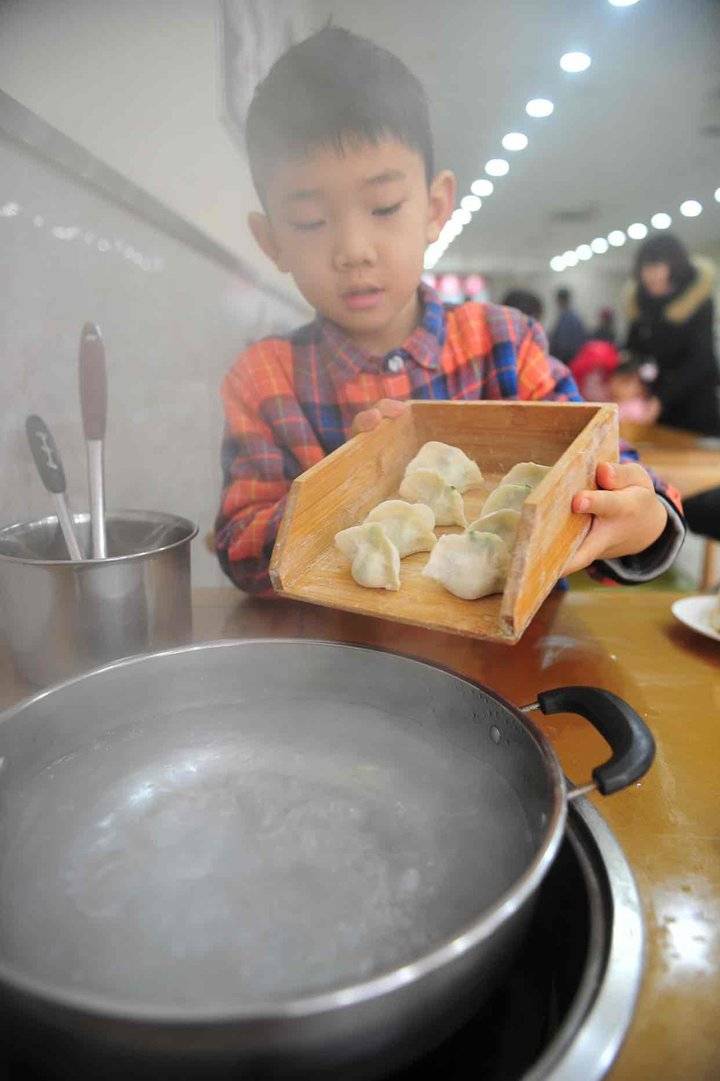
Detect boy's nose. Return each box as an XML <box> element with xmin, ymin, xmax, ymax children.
<box><xmin>332</xmin><ymin>222</ymin><xmax>376</xmax><ymax>270</ymax></box>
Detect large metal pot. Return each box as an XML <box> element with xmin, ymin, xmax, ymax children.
<box><xmin>0</xmin><ymin>509</ymin><xmax>197</xmax><ymax>686</ymax></box>
<box><xmin>0</xmin><ymin>640</ymin><xmax>654</xmax><ymax>1080</ymax></box>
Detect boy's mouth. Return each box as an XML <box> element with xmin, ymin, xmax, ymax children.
<box><xmin>341</xmin><ymin>287</ymin><xmax>385</xmax><ymax>311</ymax></box>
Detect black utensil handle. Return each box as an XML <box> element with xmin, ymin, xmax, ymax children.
<box><xmin>537</xmin><ymin>685</ymin><xmax>656</xmax><ymax>796</ymax></box>
<box><xmin>79</xmin><ymin>322</ymin><xmax>107</xmax><ymax>440</ymax></box>
<box><xmin>25</xmin><ymin>414</ymin><xmax>66</xmax><ymax>493</ymax></box>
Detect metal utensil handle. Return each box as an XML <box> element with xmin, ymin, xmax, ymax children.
<box><xmin>86</xmin><ymin>439</ymin><xmax>107</xmax><ymax>559</ymax></box>
<box><xmin>52</xmin><ymin>493</ymin><xmax>84</xmax><ymax>561</ymax></box>
<box><xmin>523</xmin><ymin>685</ymin><xmax>656</xmax><ymax>798</ymax></box>
<box><xmin>78</xmin><ymin>322</ymin><xmax>107</xmax><ymax>440</ymax></box>
<box><xmin>25</xmin><ymin>416</ymin><xmax>83</xmax><ymax>560</ymax></box>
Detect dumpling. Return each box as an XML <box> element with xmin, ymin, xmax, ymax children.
<box><xmin>364</xmin><ymin>500</ymin><xmax>436</xmax><ymax>557</ymax></box>
<box><xmin>422</xmin><ymin>531</ymin><xmax>510</xmax><ymax>600</ymax></box>
<box><xmin>481</xmin><ymin>483</ymin><xmax>532</xmax><ymax>517</ymax></box>
<box><xmin>467</xmin><ymin>508</ymin><xmax>520</xmax><ymax>550</ymax></box>
<box><xmin>405</xmin><ymin>441</ymin><xmax>483</xmax><ymax>493</ymax></box>
<box><xmin>398</xmin><ymin>469</ymin><xmax>467</xmax><ymax>527</ymax></box>
<box><xmin>502</xmin><ymin>462</ymin><xmax>551</xmax><ymax>490</ymax></box>
<box><xmin>334</xmin><ymin>523</ymin><xmax>400</xmax><ymax>590</ymax></box>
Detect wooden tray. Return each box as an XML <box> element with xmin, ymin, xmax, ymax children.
<box><xmin>270</xmin><ymin>401</ymin><xmax>618</xmax><ymax>643</ymax></box>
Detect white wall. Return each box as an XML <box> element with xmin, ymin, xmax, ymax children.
<box><xmin>0</xmin><ymin>0</ymin><xmax>311</xmax><ymax>310</ymax></box>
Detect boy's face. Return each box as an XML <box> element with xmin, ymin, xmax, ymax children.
<box><xmin>250</xmin><ymin>139</ymin><xmax>454</xmax><ymax>352</ymax></box>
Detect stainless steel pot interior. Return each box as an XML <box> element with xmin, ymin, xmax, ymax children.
<box><xmin>0</xmin><ymin>639</ymin><xmax>566</xmax><ymax>1019</ymax></box>
<box><xmin>0</xmin><ymin>509</ymin><xmax>197</xmax><ymax>565</ymax></box>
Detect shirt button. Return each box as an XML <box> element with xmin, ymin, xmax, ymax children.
<box><xmin>387</xmin><ymin>354</ymin><xmax>405</xmax><ymax>374</ymax></box>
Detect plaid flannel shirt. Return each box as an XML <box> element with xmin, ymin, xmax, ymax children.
<box><xmin>216</xmin><ymin>286</ymin><xmax>683</xmax><ymax>594</ymax></box>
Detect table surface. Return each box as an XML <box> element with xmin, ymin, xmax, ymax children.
<box><xmin>620</xmin><ymin>421</ymin><xmax>720</xmax><ymax>498</ymax></box>
<box><xmin>1</xmin><ymin>586</ymin><xmax>719</xmax><ymax>1080</ymax></box>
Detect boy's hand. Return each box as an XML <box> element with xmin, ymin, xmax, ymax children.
<box><xmin>351</xmin><ymin>399</ymin><xmax>408</xmax><ymax>436</ymax></box>
<box><xmin>562</xmin><ymin>462</ymin><xmax>668</xmax><ymax>576</ymax></box>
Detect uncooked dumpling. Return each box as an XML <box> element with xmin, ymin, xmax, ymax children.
<box><xmin>398</xmin><ymin>469</ymin><xmax>467</xmax><ymax>527</ymax></box>
<box><xmin>405</xmin><ymin>442</ymin><xmax>483</xmax><ymax>493</ymax></box>
<box><xmin>481</xmin><ymin>483</ymin><xmax>532</xmax><ymax>517</ymax></box>
<box><xmin>364</xmin><ymin>500</ymin><xmax>436</xmax><ymax>558</ymax></box>
<box><xmin>422</xmin><ymin>531</ymin><xmax>510</xmax><ymax>600</ymax></box>
<box><xmin>467</xmin><ymin>508</ymin><xmax>521</xmax><ymax>550</ymax></box>
<box><xmin>502</xmin><ymin>462</ymin><xmax>551</xmax><ymax>490</ymax></box>
<box><xmin>334</xmin><ymin>523</ymin><xmax>400</xmax><ymax>590</ymax></box>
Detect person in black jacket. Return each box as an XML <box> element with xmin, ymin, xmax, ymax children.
<box><xmin>624</xmin><ymin>234</ymin><xmax>720</xmax><ymax>436</ymax></box>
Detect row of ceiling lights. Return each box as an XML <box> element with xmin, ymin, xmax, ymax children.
<box><xmin>424</xmin><ymin>0</ymin><xmax>643</xmax><ymax>271</ymax></box>
<box><xmin>550</xmin><ymin>189</ymin><xmax>720</xmax><ymax>272</ymax></box>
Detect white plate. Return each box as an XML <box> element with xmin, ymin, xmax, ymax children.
<box><xmin>671</xmin><ymin>595</ymin><xmax>720</xmax><ymax>643</ymax></box>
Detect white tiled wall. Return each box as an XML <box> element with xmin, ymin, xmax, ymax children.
<box><xmin>0</xmin><ymin>136</ymin><xmax>301</xmax><ymax>587</ymax></box>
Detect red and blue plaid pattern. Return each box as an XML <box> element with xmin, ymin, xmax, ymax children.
<box><xmin>216</xmin><ymin>286</ymin><xmax>680</xmax><ymax>593</ymax></box>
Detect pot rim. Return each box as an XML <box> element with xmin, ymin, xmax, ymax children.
<box><xmin>0</xmin><ymin>509</ymin><xmax>198</xmax><ymax>567</ymax></box>
<box><xmin>0</xmin><ymin>638</ymin><xmax>567</xmax><ymax>1024</ymax></box>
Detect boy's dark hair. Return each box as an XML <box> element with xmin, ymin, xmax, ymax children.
<box><xmin>501</xmin><ymin>289</ymin><xmax>544</xmax><ymax>322</ymax></box>
<box><xmin>245</xmin><ymin>27</ymin><xmax>434</xmax><ymax>202</ymax></box>
<box><xmin>556</xmin><ymin>288</ymin><xmax>572</xmax><ymax>307</ymax></box>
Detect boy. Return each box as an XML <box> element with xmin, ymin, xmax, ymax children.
<box><xmin>216</xmin><ymin>27</ymin><xmax>683</xmax><ymax>594</ymax></box>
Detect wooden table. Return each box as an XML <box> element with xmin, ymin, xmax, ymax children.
<box><xmin>621</xmin><ymin>422</ymin><xmax>720</xmax><ymax>587</ymax></box>
<box><xmin>1</xmin><ymin>587</ymin><xmax>719</xmax><ymax>1079</ymax></box>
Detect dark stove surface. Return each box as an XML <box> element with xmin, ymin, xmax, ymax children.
<box><xmin>0</xmin><ymin>829</ymin><xmax>601</xmax><ymax>1081</ymax></box>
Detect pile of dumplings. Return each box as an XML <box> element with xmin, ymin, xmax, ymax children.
<box><xmin>334</xmin><ymin>441</ymin><xmax>551</xmax><ymax>601</ymax></box>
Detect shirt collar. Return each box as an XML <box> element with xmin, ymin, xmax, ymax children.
<box><xmin>317</xmin><ymin>284</ymin><xmax>445</xmax><ymax>381</ymax></box>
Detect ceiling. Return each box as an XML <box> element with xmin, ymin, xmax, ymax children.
<box><xmin>311</xmin><ymin>0</ymin><xmax>720</xmax><ymax>273</ymax></box>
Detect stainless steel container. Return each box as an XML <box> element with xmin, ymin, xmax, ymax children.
<box><xmin>0</xmin><ymin>509</ymin><xmax>197</xmax><ymax>686</ymax></box>
<box><xmin>0</xmin><ymin>640</ymin><xmax>653</xmax><ymax>1080</ymax></box>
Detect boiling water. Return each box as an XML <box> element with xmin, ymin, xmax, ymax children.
<box><xmin>0</xmin><ymin>699</ymin><xmax>536</xmax><ymax>1009</ymax></box>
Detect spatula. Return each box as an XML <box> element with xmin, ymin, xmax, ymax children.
<box><xmin>25</xmin><ymin>414</ymin><xmax>84</xmax><ymax>561</ymax></box>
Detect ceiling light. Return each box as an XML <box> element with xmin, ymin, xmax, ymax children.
<box><xmin>470</xmin><ymin>179</ymin><xmax>494</xmax><ymax>198</ymax></box>
<box><xmin>563</xmin><ymin>250</ymin><xmax>579</xmax><ymax>267</ymax></box>
<box><xmin>485</xmin><ymin>158</ymin><xmax>510</xmax><ymax>177</ymax></box>
<box><xmin>461</xmin><ymin>194</ymin><xmax>482</xmax><ymax>212</ymax></box>
<box><xmin>607</xmin><ymin>230</ymin><xmax>626</xmax><ymax>247</ymax></box>
<box><xmin>526</xmin><ymin>98</ymin><xmax>554</xmax><ymax>118</ymax></box>
<box><xmin>627</xmin><ymin>222</ymin><xmax>648</xmax><ymax>240</ymax></box>
<box><xmin>452</xmin><ymin>207</ymin><xmax>472</xmax><ymax>225</ymax></box>
<box><xmin>650</xmin><ymin>212</ymin><xmax>672</xmax><ymax>229</ymax></box>
<box><xmin>714</xmin><ymin>188</ymin><xmax>720</xmax><ymax>203</ymax></box>
<box><xmin>576</xmin><ymin>244</ymin><xmax>593</xmax><ymax>260</ymax></box>
<box><xmin>501</xmin><ymin>132</ymin><xmax>528</xmax><ymax>152</ymax></box>
<box><xmin>550</xmin><ymin>256</ymin><xmax>566</xmax><ymax>272</ymax></box>
<box><xmin>591</xmin><ymin>237</ymin><xmax>609</xmax><ymax>254</ymax></box>
<box><xmin>609</xmin><ymin>0</ymin><xmax>640</xmax><ymax>6</ymax></box>
<box><xmin>560</xmin><ymin>52</ymin><xmax>591</xmax><ymax>73</ymax></box>
<box><xmin>680</xmin><ymin>200</ymin><xmax>702</xmax><ymax>217</ymax></box>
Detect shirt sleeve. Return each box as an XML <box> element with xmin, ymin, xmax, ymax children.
<box><xmin>515</xmin><ymin>317</ymin><xmax>686</xmax><ymax>583</ymax></box>
<box><xmin>214</xmin><ymin>348</ymin><xmax>298</xmax><ymax>595</ymax></box>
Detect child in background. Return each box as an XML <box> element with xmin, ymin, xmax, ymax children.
<box><xmin>215</xmin><ymin>27</ymin><xmax>683</xmax><ymax>594</ymax></box>
<box><xmin>608</xmin><ymin>363</ymin><xmax>662</xmax><ymax>425</ymax></box>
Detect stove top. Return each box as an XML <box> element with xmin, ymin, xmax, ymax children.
<box><xmin>0</xmin><ymin>800</ymin><xmax>642</xmax><ymax>1081</ymax></box>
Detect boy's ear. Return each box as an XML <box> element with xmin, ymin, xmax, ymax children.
<box><xmin>248</xmin><ymin>212</ymin><xmax>289</xmax><ymax>272</ymax></box>
<box><xmin>426</xmin><ymin>170</ymin><xmax>457</xmax><ymax>243</ymax></box>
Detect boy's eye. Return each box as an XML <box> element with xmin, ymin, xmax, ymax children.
<box><xmin>290</xmin><ymin>219</ymin><xmax>325</xmax><ymax>232</ymax></box>
<box><xmin>373</xmin><ymin>201</ymin><xmax>404</xmax><ymax>217</ymax></box>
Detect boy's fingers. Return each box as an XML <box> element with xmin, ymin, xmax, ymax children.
<box><xmin>354</xmin><ymin>408</ymin><xmax>382</xmax><ymax>433</ymax></box>
<box><xmin>377</xmin><ymin>399</ymin><xmax>407</xmax><ymax>418</ymax></box>
<box><xmin>597</xmin><ymin>461</ymin><xmax>653</xmax><ymax>492</ymax></box>
<box><xmin>572</xmin><ymin>489</ymin><xmax>618</xmax><ymax>518</ymax></box>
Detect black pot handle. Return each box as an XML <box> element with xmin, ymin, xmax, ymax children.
<box><xmin>533</xmin><ymin>686</ymin><xmax>656</xmax><ymax>797</ymax></box>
